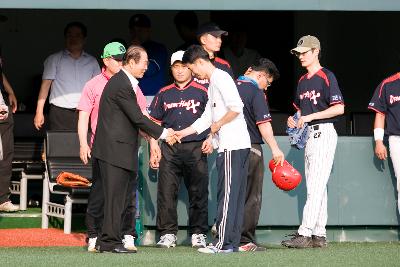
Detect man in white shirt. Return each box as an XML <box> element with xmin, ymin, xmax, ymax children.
<box><xmin>177</xmin><ymin>45</ymin><xmax>251</xmax><ymax>254</ymax></box>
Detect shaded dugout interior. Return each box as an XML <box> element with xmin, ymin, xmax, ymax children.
<box><xmin>0</xmin><ymin>10</ymin><xmax>398</xmax><ymax>116</ymax></box>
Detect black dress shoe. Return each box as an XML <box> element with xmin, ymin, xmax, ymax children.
<box><xmin>99</xmin><ymin>245</ymin><xmax>137</xmax><ymax>253</ymax></box>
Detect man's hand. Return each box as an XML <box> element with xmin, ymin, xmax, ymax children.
<box><xmin>375</xmin><ymin>140</ymin><xmax>388</xmax><ymax>160</ymax></box>
<box><xmin>0</xmin><ymin>105</ymin><xmax>8</xmax><ymax>120</ymax></box>
<box><xmin>8</xmin><ymin>93</ymin><xmax>17</xmax><ymax>113</ymax></box>
<box><xmin>201</xmin><ymin>134</ymin><xmax>213</xmax><ymax>154</ymax></box>
<box><xmin>211</xmin><ymin>121</ymin><xmax>222</xmax><ymax>135</ymax></box>
<box><xmin>80</xmin><ymin>144</ymin><xmax>91</xmax><ymax>165</ymax></box>
<box><xmin>296</xmin><ymin>115</ymin><xmax>313</xmax><ymax>129</ymax></box>
<box><xmin>166</xmin><ymin>128</ymin><xmax>181</xmax><ymax>146</ymax></box>
<box><xmin>272</xmin><ymin>148</ymin><xmax>285</xmax><ymax>166</ymax></box>
<box><xmin>34</xmin><ymin>112</ymin><xmax>45</xmax><ymax>130</ymax></box>
<box><xmin>287</xmin><ymin>116</ymin><xmax>296</xmax><ymax>128</ymax></box>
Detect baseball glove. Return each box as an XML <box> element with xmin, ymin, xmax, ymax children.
<box><xmin>56</xmin><ymin>171</ymin><xmax>91</xmax><ymax>187</ymax></box>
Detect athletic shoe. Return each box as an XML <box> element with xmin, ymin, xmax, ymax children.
<box><xmin>281</xmin><ymin>232</ymin><xmax>312</xmax><ymax>248</ymax></box>
<box><xmin>87</xmin><ymin>237</ymin><xmax>98</xmax><ymax>252</ymax></box>
<box><xmin>211</xmin><ymin>223</ymin><xmax>217</xmax><ymax>238</ymax></box>
<box><xmin>191</xmin><ymin>234</ymin><xmax>207</xmax><ymax>248</ymax></box>
<box><xmin>238</xmin><ymin>242</ymin><xmax>266</xmax><ymax>252</ymax></box>
<box><xmin>198</xmin><ymin>245</ymin><xmax>233</xmax><ymax>254</ymax></box>
<box><xmin>122</xmin><ymin>235</ymin><xmax>137</xmax><ymax>251</ymax></box>
<box><xmin>0</xmin><ymin>201</ymin><xmax>18</xmax><ymax>212</ymax></box>
<box><xmin>312</xmin><ymin>235</ymin><xmax>327</xmax><ymax>248</ymax></box>
<box><xmin>156</xmin><ymin>234</ymin><xmax>177</xmax><ymax>248</ymax></box>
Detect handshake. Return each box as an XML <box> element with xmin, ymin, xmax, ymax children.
<box><xmin>165</xmin><ymin>128</ymin><xmax>183</xmax><ymax>146</ymax></box>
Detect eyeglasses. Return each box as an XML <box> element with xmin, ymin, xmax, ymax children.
<box><xmin>260</xmin><ymin>72</ymin><xmax>272</xmax><ymax>88</ymax></box>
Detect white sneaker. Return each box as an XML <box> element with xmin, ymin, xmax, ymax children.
<box><xmin>0</xmin><ymin>201</ymin><xmax>18</xmax><ymax>212</ymax></box>
<box><xmin>87</xmin><ymin>237</ymin><xmax>97</xmax><ymax>252</ymax></box>
<box><xmin>122</xmin><ymin>235</ymin><xmax>137</xmax><ymax>251</ymax></box>
<box><xmin>156</xmin><ymin>234</ymin><xmax>177</xmax><ymax>248</ymax></box>
<box><xmin>198</xmin><ymin>245</ymin><xmax>233</xmax><ymax>254</ymax></box>
<box><xmin>191</xmin><ymin>234</ymin><xmax>207</xmax><ymax>248</ymax></box>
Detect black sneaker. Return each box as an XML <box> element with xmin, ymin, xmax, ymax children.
<box><xmin>312</xmin><ymin>235</ymin><xmax>327</xmax><ymax>248</ymax></box>
<box><xmin>282</xmin><ymin>233</ymin><xmax>313</xmax><ymax>248</ymax></box>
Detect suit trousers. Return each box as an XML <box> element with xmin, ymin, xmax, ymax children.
<box><xmin>94</xmin><ymin>157</ymin><xmax>137</xmax><ymax>250</ymax></box>
<box><xmin>240</xmin><ymin>144</ymin><xmax>264</xmax><ymax>245</ymax></box>
<box><xmin>156</xmin><ymin>141</ymin><xmax>209</xmax><ymax>236</ymax></box>
<box><xmin>0</xmin><ymin>111</ymin><xmax>13</xmax><ymax>204</ymax></box>
<box><xmin>48</xmin><ymin>104</ymin><xmax>78</xmax><ymax>131</ymax></box>
<box><xmin>85</xmin><ymin>158</ymin><xmax>137</xmax><ymax>239</ymax></box>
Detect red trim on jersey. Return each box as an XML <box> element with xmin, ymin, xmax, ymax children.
<box><xmin>293</xmin><ymin>103</ymin><xmax>300</xmax><ymax>110</ymax></box>
<box><xmin>367</xmin><ymin>106</ymin><xmax>385</xmax><ymax>115</ymax></box>
<box><xmin>315</xmin><ymin>69</ymin><xmax>330</xmax><ymax>87</ymax></box>
<box><xmin>298</xmin><ymin>74</ymin><xmax>307</xmax><ymax>83</ymax></box>
<box><xmin>330</xmin><ymin>101</ymin><xmax>344</xmax><ymax>106</ymax></box>
<box><xmin>149</xmin><ymin>115</ymin><xmax>162</xmax><ymax>124</ymax></box>
<box><xmin>256</xmin><ymin>119</ymin><xmax>272</xmax><ymax>125</ymax></box>
<box><xmin>189</xmin><ymin>80</ymin><xmax>208</xmax><ymax>93</ymax></box>
<box><xmin>159</xmin><ymin>83</ymin><xmax>176</xmax><ymax>93</ymax></box>
<box><xmin>214</xmin><ymin>57</ymin><xmax>231</xmax><ymax>68</ymax></box>
<box><xmin>378</xmin><ymin>73</ymin><xmax>400</xmax><ymax>98</ymax></box>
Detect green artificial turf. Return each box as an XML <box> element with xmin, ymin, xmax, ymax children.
<box><xmin>0</xmin><ymin>243</ymin><xmax>399</xmax><ymax>267</ymax></box>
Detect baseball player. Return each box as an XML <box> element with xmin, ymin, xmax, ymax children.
<box><xmin>177</xmin><ymin>45</ymin><xmax>251</xmax><ymax>254</ymax></box>
<box><xmin>368</xmin><ymin>72</ymin><xmax>400</xmax><ymax>216</ymax></box>
<box><xmin>236</xmin><ymin>58</ymin><xmax>284</xmax><ymax>252</ymax></box>
<box><xmin>281</xmin><ymin>35</ymin><xmax>344</xmax><ymax>248</ymax></box>
<box><xmin>194</xmin><ymin>22</ymin><xmax>234</xmax><ymax>87</ymax></box>
<box><xmin>148</xmin><ymin>51</ymin><xmax>212</xmax><ymax>248</ymax></box>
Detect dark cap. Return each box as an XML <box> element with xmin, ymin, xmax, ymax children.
<box><xmin>129</xmin><ymin>14</ymin><xmax>151</xmax><ymax>29</ymax></box>
<box><xmin>196</xmin><ymin>22</ymin><xmax>228</xmax><ymax>38</ymax></box>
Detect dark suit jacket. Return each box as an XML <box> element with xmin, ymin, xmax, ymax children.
<box><xmin>92</xmin><ymin>70</ymin><xmax>164</xmax><ymax>171</ymax></box>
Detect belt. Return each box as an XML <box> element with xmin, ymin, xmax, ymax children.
<box><xmin>310</xmin><ymin>124</ymin><xmax>319</xmax><ymax>131</ymax></box>
<box><xmin>51</xmin><ymin>104</ymin><xmax>76</xmax><ymax>111</ymax></box>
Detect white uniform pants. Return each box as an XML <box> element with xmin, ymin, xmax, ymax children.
<box><xmin>298</xmin><ymin>123</ymin><xmax>337</xmax><ymax>238</ymax></box>
<box><xmin>388</xmin><ymin>136</ymin><xmax>400</xmax><ymax>215</ymax></box>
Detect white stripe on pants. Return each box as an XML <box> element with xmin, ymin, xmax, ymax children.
<box><xmin>388</xmin><ymin>136</ymin><xmax>400</xmax><ymax>215</ymax></box>
<box><xmin>298</xmin><ymin>123</ymin><xmax>337</xmax><ymax>238</ymax></box>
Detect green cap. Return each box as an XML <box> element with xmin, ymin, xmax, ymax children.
<box><xmin>290</xmin><ymin>35</ymin><xmax>320</xmax><ymax>54</ymax></box>
<box><xmin>101</xmin><ymin>42</ymin><xmax>126</xmax><ymax>60</ymax></box>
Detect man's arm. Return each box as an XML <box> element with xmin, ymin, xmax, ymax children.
<box><xmin>34</xmin><ymin>79</ymin><xmax>52</xmax><ymax>130</ymax></box>
<box><xmin>258</xmin><ymin>122</ymin><xmax>284</xmax><ymax>165</ymax></box>
<box><xmin>78</xmin><ymin>111</ymin><xmax>91</xmax><ymax>164</ymax></box>
<box><xmin>297</xmin><ymin>104</ymin><xmax>344</xmax><ymax>128</ymax></box>
<box><xmin>2</xmin><ymin>74</ymin><xmax>17</xmax><ymax>113</ymax></box>
<box><xmin>373</xmin><ymin>112</ymin><xmax>387</xmax><ymax>160</ymax></box>
<box><xmin>211</xmin><ymin>110</ymin><xmax>239</xmax><ymax>134</ymax></box>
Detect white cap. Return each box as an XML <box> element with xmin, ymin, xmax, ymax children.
<box><xmin>170</xmin><ymin>50</ymin><xmax>185</xmax><ymax>65</ymax></box>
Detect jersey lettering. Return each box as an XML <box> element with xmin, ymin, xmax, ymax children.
<box><xmin>163</xmin><ymin>99</ymin><xmax>201</xmax><ymax>114</ymax></box>
<box><xmin>389</xmin><ymin>95</ymin><xmax>400</xmax><ymax>105</ymax></box>
<box><xmin>299</xmin><ymin>90</ymin><xmax>321</xmax><ymax>105</ymax></box>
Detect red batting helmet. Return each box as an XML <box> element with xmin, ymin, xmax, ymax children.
<box><xmin>269</xmin><ymin>159</ymin><xmax>302</xmax><ymax>191</ymax></box>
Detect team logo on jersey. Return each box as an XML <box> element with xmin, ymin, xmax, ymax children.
<box><xmin>299</xmin><ymin>90</ymin><xmax>321</xmax><ymax>105</ymax></box>
<box><xmin>389</xmin><ymin>95</ymin><xmax>400</xmax><ymax>105</ymax></box>
<box><xmin>164</xmin><ymin>100</ymin><xmax>201</xmax><ymax>114</ymax></box>
<box><xmin>194</xmin><ymin>77</ymin><xmax>209</xmax><ymax>85</ymax></box>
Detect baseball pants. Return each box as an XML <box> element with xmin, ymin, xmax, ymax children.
<box><xmin>298</xmin><ymin>123</ymin><xmax>337</xmax><ymax>238</ymax></box>
<box><xmin>240</xmin><ymin>144</ymin><xmax>264</xmax><ymax>245</ymax></box>
<box><xmin>214</xmin><ymin>148</ymin><xmax>249</xmax><ymax>251</ymax></box>
<box><xmin>388</xmin><ymin>136</ymin><xmax>400</xmax><ymax>215</ymax></box>
<box><xmin>0</xmin><ymin>111</ymin><xmax>13</xmax><ymax>204</ymax></box>
<box><xmin>156</xmin><ymin>141</ymin><xmax>209</xmax><ymax>236</ymax></box>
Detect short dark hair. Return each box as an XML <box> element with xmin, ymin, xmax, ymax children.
<box><xmin>174</xmin><ymin>11</ymin><xmax>198</xmax><ymax>30</ymax></box>
<box><xmin>64</xmin><ymin>21</ymin><xmax>87</xmax><ymax>37</ymax></box>
<box><xmin>123</xmin><ymin>45</ymin><xmax>146</xmax><ymax>65</ymax></box>
<box><xmin>250</xmin><ymin>58</ymin><xmax>280</xmax><ymax>80</ymax></box>
<box><xmin>182</xmin><ymin>45</ymin><xmax>210</xmax><ymax>64</ymax></box>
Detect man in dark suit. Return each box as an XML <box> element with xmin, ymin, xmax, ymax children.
<box><xmin>92</xmin><ymin>45</ymin><xmax>175</xmax><ymax>253</ymax></box>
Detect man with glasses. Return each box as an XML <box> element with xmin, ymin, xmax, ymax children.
<box><xmin>281</xmin><ymin>35</ymin><xmax>344</xmax><ymax>248</ymax></box>
<box><xmin>34</xmin><ymin>21</ymin><xmax>100</xmax><ymax>131</ymax></box>
<box><xmin>235</xmin><ymin>58</ymin><xmax>284</xmax><ymax>251</ymax></box>
<box><xmin>148</xmin><ymin>51</ymin><xmax>212</xmax><ymax>249</ymax></box>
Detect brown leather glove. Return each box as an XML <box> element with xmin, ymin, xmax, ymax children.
<box><xmin>56</xmin><ymin>171</ymin><xmax>91</xmax><ymax>187</ymax></box>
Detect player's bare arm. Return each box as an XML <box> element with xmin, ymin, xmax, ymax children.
<box><xmin>78</xmin><ymin>111</ymin><xmax>91</xmax><ymax>165</ymax></box>
<box><xmin>258</xmin><ymin>122</ymin><xmax>284</xmax><ymax>165</ymax></box>
<box><xmin>373</xmin><ymin>112</ymin><xmax>387</xmax><ymax>160</ymax></box>
<box><xmin>211</xmin><ymin>109</ymin><xmax>239</xmax><ymax>134</ymax></box>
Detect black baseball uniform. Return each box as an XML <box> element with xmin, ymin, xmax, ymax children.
<box><xmin>149</xmin><ymin>80</ymin><xmax>209</xmax><ymax>236</ymax></box>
